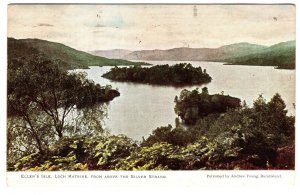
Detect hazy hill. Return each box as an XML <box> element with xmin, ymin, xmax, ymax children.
<box><xmin>209</xmin><ymin>42</ymin><xmax>267</xmax><ymax>61</ymax></box>
<box><xmin>123</xmin><ymin>48</ymin><xmax>209</xmax><ymax>61</ymax></box>
<box><xmin>91</xmin><ymin>42</ymin><xmax>267</xmax><ymax>62</ymax></box>
<box><xmin>226</xmin><ymin>40</ymin><xmax>295</xmax><ymax>69</ymax></box>
<box><xmin>90</xmin><ymin>41</ymin><xmax>295</xmax><ymax>69</ymax></box>
<box><xmin>90</xmin><ymin>49</ymin><xmax>133</xmax><ymax>59</ymax></box>
<box><xmin>8</xmin><ymin>38</ymin><xmax>147</xmax><ymax>69</ymax></box>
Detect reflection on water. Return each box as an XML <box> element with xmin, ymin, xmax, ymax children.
<box><xmin>73</xmin><ymin>61</ymin><xmax>295</xmax><ymax>141</ymax></box>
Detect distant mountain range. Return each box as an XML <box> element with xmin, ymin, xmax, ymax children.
<box><xmin>91</xmin><ymin>49</ymin><xmax>133</xmax><ymax>60</ymax></box>
<box><xmin>90</xmin><ymin>41</ymin><xmax>295</xmax><ymax>69</ymax></box>
<box><xmin>8</xmin><ymin>38</ymin><xmax>147</xmax><ymax>69</ymax></box>
<box><xmin>8</xmin><ymin>38</ymin><xmax>295</xmax><ymax>69</ymax></box>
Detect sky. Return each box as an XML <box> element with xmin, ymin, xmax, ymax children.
<box><xmin>8</xmin><ymin>4</ymin><xmax>295</xmax><ymax>51</ymax></box>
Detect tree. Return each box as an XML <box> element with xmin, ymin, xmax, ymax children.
<box><xmin>8</xmin><ymin>57</ymin><xmax>82</xmax><ymax>139</ymax></box>
<box><xmin>174</xmin><ymin>87</ymin><xmax>240</xmax><ymax>125</ymax></box>
<box><xmin>202</xmin><ymin>87</ymin><xmax>208</xmax><ymax>95</ymax></box>
<box><xmin>7</xmin><ymin>55</ymin><xmax>116</xmax><ymax>156</ymax></box>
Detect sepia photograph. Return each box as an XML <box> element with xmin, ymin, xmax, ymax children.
<box><xmin>7</xmin><ymin>3</ymin><xmax>295</xmax><ymax>171</ymax></box>
<box><xmin>4</xmin><ymin>2</ymin><xmax>297</xmax><ymax>189</ymax></box>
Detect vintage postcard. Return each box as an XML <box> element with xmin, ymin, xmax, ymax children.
<box><xmin>6</xmin><ymin>4</ymin><xmax>295</xmax><ymax>187</ymax></box>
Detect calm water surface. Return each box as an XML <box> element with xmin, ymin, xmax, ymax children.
<box><xmin>74</xmin><ymin>61</ymin><xmax>295</xmax><ymax>141</ymax></box>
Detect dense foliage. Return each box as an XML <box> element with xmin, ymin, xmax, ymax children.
<box><xmin>10</xmin><ymin>92</ymin><xmax>295</xmax><ymax>171</ymax></box>
<box><xmin>174</xmin><ymin>87</ymin><xmax>241</xmax><ymax>125</ymax></box>
<box><xmin>7</xmin><ymin>54</ymin><xmax>120</xmax><ymax>165</ymax></box>
<box><xmin>8</xmin><ymin>56</ymin><xmax>120</xmax><ymax>115</ymax></box>
<box><xmin>102</xmin><ymin>63</ymin><xmax>212</xmax><ymax>86</ymax></box>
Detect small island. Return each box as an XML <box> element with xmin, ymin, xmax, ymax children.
<box><xmin>174</xmin><ymin>87</ymin><xmax>241</xmax><ymax>125</ymax></box>
<box><xmin>102</xmin><ymin>63</ymin><xmax>212</xmax><ymax>86</ymax></box>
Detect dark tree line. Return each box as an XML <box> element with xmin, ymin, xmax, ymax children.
<box><xmin>102</xmin><ymin>63</ymin><xmax>212</xmax><ymax>86</ymax></box>
<box><xmin>174</xmin><ymin>87</ymin><xmax>241</xmax><ymax>125</ymax></box>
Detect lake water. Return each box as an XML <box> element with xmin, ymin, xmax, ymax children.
<box><xmin>74</xmin><ymin>61</ymin><xmax>295</xmax><ymax>141</ymax></box>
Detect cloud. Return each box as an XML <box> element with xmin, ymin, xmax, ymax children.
<box><xmin>33</xmin><ymin>23</ymin><xmax>54</xmax><ymax>27</ymax></box>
